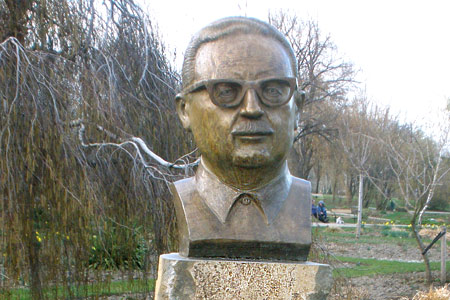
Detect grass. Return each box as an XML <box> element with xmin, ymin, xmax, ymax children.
<box><xmin>382</xmin><ymin>211</ymin><xmax>450</xmax><ymax>225</ymax></box>
<box><xmin>333</xmin><ymin>256</ymin><xmax>450</xmax><ymax>278</ymax></box>
<box><xmin>381</xmin><ymin>229</ymin><xmax>410</xmax><ymax>238</ymax></box>
<box><xmin>312</xmin><ymin>194</ymin><xmax>346</xmax><ymax>210</ymax></box>
<box><xmin>315</xmin><ymin>227</ymin><xmax>416</xmax><ymax>245</ymax></box>
<box><xmin>0</xmin><ymin>278</ymin><xmax>155</xmax><ymax>300</ymax></box>
<box><xmin>315</xmin><ymin>227</ymin><xmax>450</xmax><ymax>249</ymax></box>
<box><xmin>381</xmin><ymin>211</ymin><xmax>417</xmax><ymax>225</ymax></box>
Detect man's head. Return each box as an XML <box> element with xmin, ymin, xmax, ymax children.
<box><xmin>180</xmin><ymin>17</ymin><xmax>298</xmax><ymax>89</ymax></box>
<box><xmin>176</xmin><ymin>17</ymin><xmax>303</xmax><ymax>181</ymax></box>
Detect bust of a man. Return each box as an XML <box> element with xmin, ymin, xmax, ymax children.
<box><xmin>173</xmin><ymin>17</ymin><xmax>311</xmax><ymax>261</ymax></box>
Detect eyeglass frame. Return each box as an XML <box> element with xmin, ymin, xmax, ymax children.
<box><xmin>180</xmin><ymin>77</ymin><xmax>298</xmax><ymax>108</ymax></box>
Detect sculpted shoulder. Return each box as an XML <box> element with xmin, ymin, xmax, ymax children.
<box><xmin>290</xmin><ymin>175</ymin><xmax>311</xmax><ymax>193</ymax></box>
<box><xmin>171</xmin><ymin>177</ymin><xmax>196</xmax><ymax>197</ymax></box>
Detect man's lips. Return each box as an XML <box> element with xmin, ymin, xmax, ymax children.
<box><xmin>231</xmin><ymin>129</ymin><xmax>274</xmax><ymax>137</ymax></box>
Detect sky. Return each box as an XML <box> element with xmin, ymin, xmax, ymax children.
<box><xmin>144</xmin><ymin>0</ymin><xmax>450</xmax><ymax>128</ymax></box>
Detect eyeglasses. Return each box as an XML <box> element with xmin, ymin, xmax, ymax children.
<box><xmin>182</xmin><ymin>77</ymin><xmax>297</xmax><ymax>108</ymax></box>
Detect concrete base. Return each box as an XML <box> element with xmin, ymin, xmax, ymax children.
<box><xmin>154</xmin><ymin>253</ymin><xmax>333</xmax><ymax>300</ymax></box>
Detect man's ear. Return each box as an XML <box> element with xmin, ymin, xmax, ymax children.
<box><xmin>293</xmin><ymin>90</ymin><xmax>305</xmax><ymax>132</ymax></box>
<box><xmin>175</xmin><ymin>93</ymin><xmax>191</xmax><ymax>131</ymax></box>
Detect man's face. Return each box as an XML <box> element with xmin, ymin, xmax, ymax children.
<box><xmin>179</xmin><ymin>34</ymin><xmax>297</xmax><ymax>171</ymax></box>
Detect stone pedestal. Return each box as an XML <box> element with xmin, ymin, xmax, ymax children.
<box><xmin>154</xmin><ymin>253</ymin><xmax>333</xmax><ymax>300</ymax></box>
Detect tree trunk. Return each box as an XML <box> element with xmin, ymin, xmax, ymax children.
<box><xmin>24</xmin><ymin>204</ymin><xmax>43</xmax><ymax>300</ymax></box>
<box><xmin>411</xmin><ymin>221</ymin><xmax>432</xmax><ymax>284</ymax></box>
<box><xmin>28</xmin><ymin>237</ymin><xmax>43</xmax><ymax>300</ymax></box>
<box><xmin>4</xmin><ymin>0</ymin><xmax>33</xmax><ymax>44</ymax></box>
<box><xmin>344</xmin><ymin>172</ymin><xmax>354</xmax><ymax>205</ymax></box>
<box><xmin>314</xmin><ymin>161</ymin><xmax>321</xmax><ymax>194</ymax></box>
<box><xmin>332</xmin><ymin>169</ymin><xmax>338</xmax><ymax>202</ymax></box>
<box><xmin>356</xmin><ymin>173</ymin><xmax>363</xmax><ymax>238</ymax></box>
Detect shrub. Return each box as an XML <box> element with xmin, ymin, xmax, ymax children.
<box><xmin>89</xmin><ymin>221</ymin><xmax>149</xmax><ymax>270</ymax></box>
<box><xmin>429</xmin><ymin>172</ymin><xmax>450</xmax><ymax>211</ymax></box>
<box><xmin>428</xmin><ymin>197</ymin><xmax>449</xmax><ymax>211</ymax></box>
<box><xmin>396</xmin><ymin>207</ymin><xmax>408</xmax><ymax>212</ymax></box>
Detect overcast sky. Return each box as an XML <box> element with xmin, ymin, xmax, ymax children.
<box><xmin>145</xmin><ymin>0</ymin><xmax>450</xmax><ymax>128</ymax></box>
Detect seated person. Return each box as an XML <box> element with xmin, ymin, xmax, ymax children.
<box><xmin>317</xmin><ymin>201</ymin><xmax>329</xmax><ymax>223</ymax></box>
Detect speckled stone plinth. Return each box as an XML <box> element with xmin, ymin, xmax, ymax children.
<box><xmin>154</xmin><ymin>253</ymin><xmax>333</xmax><ymax>300</ymax></box>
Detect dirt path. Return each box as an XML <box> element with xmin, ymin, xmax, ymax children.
<box><xmin>323</xmin><ymin>233</ymin><xmax>448</xmax><ymax>299</ymax></box>
<box><xmin>325</xmin><ymin>240</ymin><xmax>444</xmax><ymax>262</ymax></box>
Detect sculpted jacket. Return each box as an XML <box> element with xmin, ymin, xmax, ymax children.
<box><xmin>171</xmin><ymin>160</ymin><xmax>312</xmax><ymax>261</ymax></box>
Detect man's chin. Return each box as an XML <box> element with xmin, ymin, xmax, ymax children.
<box><xmin>231</xmin><ymin>150</ymin><xmax>271</xmax><ymax>168</ymax></box>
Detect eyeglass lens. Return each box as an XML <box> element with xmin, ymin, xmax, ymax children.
<box><xmin>213</xmin><ymin>82</ymin><xmax>242</xmax><ymax>105</ymax></box>
<box><xmin>211</xmin><ymin>79</ymin><xmax>292</xmax><ymax>107</ymax></box>
<box><xmin>260</xmin><ymin>80</ymin><xmax>291</xmax><ymax>104</ymax></box>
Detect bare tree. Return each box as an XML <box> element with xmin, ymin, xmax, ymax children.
<box><xmin>269</xmin><ymin>11</ymin><xmax>356</xmax><ymax>179</ymax></box>
<box><xmin>376</xmin><ymin>111</ymin><xmax>450</xmax><ymax>283</ymax></box>
<box><xmin>1</xmin><ymin>0</ymin><xmax>195</xmax><ymax>297</ymax></box>
<box><xmin>338</xmin><ymin>98</ymin><xmax>378</xmax><ymax>237</ymax></box>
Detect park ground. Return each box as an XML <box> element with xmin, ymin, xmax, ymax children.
<box><xmin>2</xmin><ymin>197</ymin><xmax>449</xmax><ymax>300</ymax></box>
<box><xmin>315</xmin><ymin>193</ymin><xmax>450</xmax><ymax>299</ymax></box>
<box><xmin>316</xmin><ymin>225</ymin><xmax>449</xmax><ymax>299</ymax></box>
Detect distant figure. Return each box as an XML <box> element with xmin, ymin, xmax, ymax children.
<box><xmin>389</xmin><ymin>200</ymin><xmax>396</xmax><ymax>211</ymax></box>
<box><xmin>317</xmin><ymin>201</ymin><xmax>329</xmax><ymax>223</ymax></box>
<box><xmin>336</xmin><ymin>217</ymin><xmax>344</xmax><ymax>224</ymax></box>
<box><xmin>311</xmin><ymin>198</ymin><xmax>318</xmax><ymax>219</ymax></box>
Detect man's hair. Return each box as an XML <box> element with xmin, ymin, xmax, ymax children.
<box><xmin>181</xmin><ymin>16</ymin><xmax>298</xmax><ymax>89</ymax></box>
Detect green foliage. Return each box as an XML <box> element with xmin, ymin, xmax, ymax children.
<box><xmin>313</xmin><ymin>194</ymin><xmax>346</xmax><ymax>209</ymax></box>
<box><xmin>429</xmin><ymin>189</ymin><xmax>450</xmax><ymax>212</ymax></box>
<box><xmin>333</xmin><ymin>256</ymin><xmax>450</xmax><ymax>278</ymax></box>
<box><xmin>380</xmin><ymin>230</ymin><xmax>410</xmax><ymax>238</ymax></box>
<box><xmin>429</xmin><ymin>158</ymin><xmax>450</xmax><ymax>211</ymax></box>
<box><xmin>382</xmin><ymin>211</ymin><xmax>449</xmax><ymax>225</ymax></box>
<box><xmin>88</xmin><ymin>221</ymin><xmax>149</xmax><ymax>270</ymax></box>
<box><xmin>315</xmin><ymin>226</ymin><xmax>424</xmax><ymax>246</ymax></box>
<box><xmin>395</xmin><ymin>207</ymin><xmax>408</xmax><ymax>212</ymax></box>
<box><xmin>428</xmin><ymin>197</ymin><xmax>449</xmax><ymax>211</ymax></box>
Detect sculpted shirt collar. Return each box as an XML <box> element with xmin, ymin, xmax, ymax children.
<box><xmin>195</xmin><ymin>159</ymin><xmax>292</xmax><ymax>225</ymax></box>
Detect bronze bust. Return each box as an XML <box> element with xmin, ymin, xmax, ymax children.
<box><xmin>173</xmin><ymin>17</ymin><xmax>311</xmax><ymax>261</ymax></box>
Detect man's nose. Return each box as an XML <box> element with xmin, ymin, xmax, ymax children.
<box><xmin>239</xmin><ymin>89</ymin><xmax>264</xmax><ymax>119</ymax></box>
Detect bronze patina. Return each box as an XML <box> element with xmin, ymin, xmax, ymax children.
<box><xmin>173</xmin><ymin>17</ymin><xmax>311</xmax><ymax>261</ymax></box>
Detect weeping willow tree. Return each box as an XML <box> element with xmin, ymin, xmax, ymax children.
<box><xmin>0</xmin><ymin>0</ymin><xmax>194</xmax><ymax>298</ymax></box>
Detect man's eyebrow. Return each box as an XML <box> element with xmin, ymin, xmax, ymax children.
<box><xmin>228</xmin><ymin>69</ymin><xmax>282</xmax><ymax>79</ymax></box>
<box><xmin>228</xmin><ymin>71</ymin><xmax>247</xmax><ymax>79</ymax></box>
<box><xmin>256</xmin><ymin>70</ymin><xmax>280</xmax><ymax>77</ymax></box>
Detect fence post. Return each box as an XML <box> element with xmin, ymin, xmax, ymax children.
<box><xmin>441</xmin><ymin>226</ymin><xmax>447</xmax><ymax>284</ymax></box>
